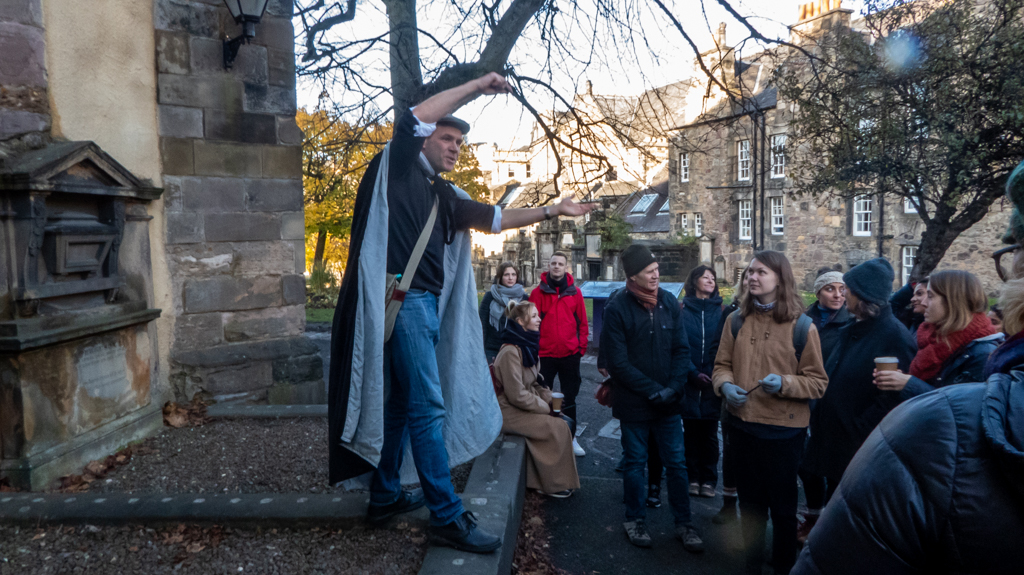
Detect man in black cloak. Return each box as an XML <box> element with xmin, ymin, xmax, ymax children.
<box><xmin>328</xmin><ymin>72</ymin><xmax>592</xmax><ymax>553</ymax></box>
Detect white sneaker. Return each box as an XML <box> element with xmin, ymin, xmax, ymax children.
<box><xmin>572</xmin><ymin>438</ymin><xmax>586</xmax><ymax>456</ymax></box>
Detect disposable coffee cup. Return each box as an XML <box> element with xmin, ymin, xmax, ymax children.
<box><xmin>551</xmin><ymin>392</ymin><xmax>564</xmax><ymax>413</ymax></box>
<box><xmin>875</xmin><ymin>357</ymin><xmax>899</xmax><ymax>372</ymax></box>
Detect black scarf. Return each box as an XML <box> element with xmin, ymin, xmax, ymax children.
<box><xmin>430</xmin><ymin>176</ymin><xmax>460</xmax><ymax>245</ymax></box>
<box><xmin>501</xmin><ymin>320</ymin><xmax>541</xmax><ymax>368</ymax></box>
<box><xmin>546</xmin><ymin>272</ymin><xmax>568</xmax><ymax>293</ymax></box>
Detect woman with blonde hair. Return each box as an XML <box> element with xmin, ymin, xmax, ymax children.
<box><xmin>874</xmin><ymin>270</ymin><xmax>1002</xmax><ymax>398</ymax></box>
<box><xmin>492</xmin><ymin>299</ymin><xmax>580</xmax><ymax>498</ymax></box>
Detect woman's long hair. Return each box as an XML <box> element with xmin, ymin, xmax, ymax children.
<box><xmin>685</xmin><ymin>265</ymin><xmax>720</xmax><ymax>298</ymax></box>
<box><xmin>927</xmin><ymin>270</ymin><xmax>987</xmax><ymax>336</ymax></box>
<box><xmin>740</xmin><ymin>250</ymin><xmax>804</xmax><ymax>323</ymax></box>
<box><xmin>493</xmin><ymin>261</ymin><xmax>521</xmax><ymax>285</ymax></box>
<box><xmin>999</xmin><ymin>278</ymin><xmax>1024</xmax><ymax>337</ymax></box>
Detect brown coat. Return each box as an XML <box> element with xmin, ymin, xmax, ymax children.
<box><xmin>493</xmin><ymin>344</ymin><xmax>580</xmax><ymax>493</ymax></box>
<box><xmin>712</xmin><ymin>310</ymin><xmax>829</xmax><ymax>428</ymax></box>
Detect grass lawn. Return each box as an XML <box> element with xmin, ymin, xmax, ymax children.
<box><xmin>306</xmin><ymin>307</ymin><xmax>335</xmax><ymax>324</ymax></box>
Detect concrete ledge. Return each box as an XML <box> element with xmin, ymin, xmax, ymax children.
<box><xmin>419</xmin><ymin>435</ymin><xmax>527</xmax><ymax>575</ymax></box>
<box><xmin>206</xmin><ymin>404</ymin><xmax>327</xmax><ymax>418</ymax></box>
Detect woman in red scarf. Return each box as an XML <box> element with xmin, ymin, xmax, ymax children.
<box><xmin>874</xmin><ymin>270</ymin><xmax>1004</xmax><ymax>398</ymax></box>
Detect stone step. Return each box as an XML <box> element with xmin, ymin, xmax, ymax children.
<box><xmin>205</xmin><ymin>404</ymin><xmax>327</xmax><ymax>418</ymax></box>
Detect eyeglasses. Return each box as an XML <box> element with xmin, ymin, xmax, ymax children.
<box><xmin>993</xmin><ymin>244</ymin><xmax>1021</xmax><ymax>282</ymax></box>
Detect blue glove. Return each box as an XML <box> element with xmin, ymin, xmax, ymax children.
<box><xmin>721</xmin><ymin>383</ymin><xmax>748</xmax><ymax>409</ymax></box>
<box><xmin>759</xmin><ymin>373</ymin><xmax>783</xmax><ymax>394</ymax></box>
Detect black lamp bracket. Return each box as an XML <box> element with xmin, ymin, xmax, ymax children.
<box><xmin>223</xmin><ymin>21</ymin><xmax>258</xmax><ymax>69</ymax></box>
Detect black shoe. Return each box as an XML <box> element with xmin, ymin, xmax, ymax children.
<box><xmin>646</xmin><ymin>484</ymin><xmax>662</xmax><ymax>508</ymax></box>
<box><xmin>366</xmin><ymin>489</ymin><xmax>425</xmax><ymax>526</ymax></box>
<box><xmin>429</xmin><ymin>511</ymin><xmax>502</xmax><ymax>554</ymax></box>
<box><xmin>712</xmin><ymin>497</ymin><xmax>738</xmax><ymax>525</ymax></box>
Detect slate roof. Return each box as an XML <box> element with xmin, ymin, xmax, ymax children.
<box><xmin>615</xmin><ymin>165</ymin><xmax>671</xmax><ymax>234</ymax></box>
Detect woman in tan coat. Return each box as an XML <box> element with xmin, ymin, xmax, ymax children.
<box><xmin>493</xmin><ymin>300</ymin><xmax>580</xmax><ymax>498</ymax></box>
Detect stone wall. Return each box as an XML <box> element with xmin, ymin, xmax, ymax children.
<box><xmin>154</xmin><ymin>0</ymin><xmax>321</xmax><ymax>403</ymax></box>
<box><xmin>0</xmin><ymin>0</ymin><xmax>49</xmax><ymax>150</ymax></box>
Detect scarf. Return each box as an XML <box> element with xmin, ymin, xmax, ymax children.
<box><xmin>627</xmin><ymin>279</ymin><xmax>658</xmax><ymax>310</ymax></box>
<box><xmin>985</xmin><ymin>330</ymin><xmax>1024</xmax><ymax>377</ymax></box>
<box><xmin>546</xmin><ymin>272</ymin><xmax>568</xmax><ymax>294</ymax></box>
<box><xmin>488</xmin><ymin>283</ymin><xmax>525</xmax><ymax>330</ymax></box>
<box><xmin>501</xmin><ymin>320</ymin><xmax>541</xmax><ymax>368</ymax></box>
<box><xmin>754</xmin><ymin>299</ymin><xmax>776</xmax><ymax>313</ymax></box>
<box><xmin>911</xmin><ymin>312</ymin><xmax>997</xmax><ymax>381</ymax></box>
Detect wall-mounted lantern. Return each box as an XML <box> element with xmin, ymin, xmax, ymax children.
<box><xmin>223</xmin><ymin>0</ymin><xmax>270</xmax><ymax>69</ymax></box>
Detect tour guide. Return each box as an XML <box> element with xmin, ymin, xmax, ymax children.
<box><xmin>328</xmin><ymin>72</ymin><xmax>593</xmax><ymax>554</ymax></box>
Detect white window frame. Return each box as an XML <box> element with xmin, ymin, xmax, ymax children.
<box><xmin>679</xmin><ymin>152</ymin><xmax>690</xmax><ymax>183</ymax></box>
<box><xmin>658</xmin><ymin>199</ymin><xmax>670</xmax><ymax>213</ymax></box>
<box><xmin>632</xmin><ymin>193</ymin><xmax>659</xmax><ymax>213</ymax></box>
<box><xmin>739</xmin><ymin>200</ymin><xmax>752</xmax><ymax>240</ymax></box>
<box><xmin>770</xmin><ymin>197</ymin><xmax>784</xmax><ymax>235</ymax></box>
<box><xmin>679</xmin><ymin>213</ymin><xmax>689</xmax><ymax>235</ymax></box>
<box><xmin>770</xmin><ymin>134</ymin><xmax>786</xmax><ymax>179</ymax></box>
<box><xmin>525</xmin><ymin>162</ymin><xmax>532</xmax><ymax>179</ymax></box>
<box><xmin>694</xmin><ymin>213</ymin><xmax>703</xmax><ymax>236</ymax></box>
<box><xmin>902</xmin><ymin>246</ymin><xmax>918</xmax><ymax>285</ymax></box>
<box><xmin>904</xmin><ymin>197</ymin><xmax>918</xmax><ymax>213</ymax></box>
<box><xmin>853</xmin><ymin>195</ymin><xmax>873</xmax><ymax>237</ymax></box>
<box><xmin>738</xmin><ymin>140</ymin><xmax>751</xmax><ymax>181</ymax></box>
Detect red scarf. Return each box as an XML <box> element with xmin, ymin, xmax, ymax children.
<box><xmin>910</xmin><ymin>313</ymin><xmax>996</xmax><ymax>380</ymax></box>
<box><xmin>627</xmin><ymin>279</ymin><xmax>658</xmax><ymax>310</ymax></box>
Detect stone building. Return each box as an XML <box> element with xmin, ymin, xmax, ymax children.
<box><xmin>1</xmin><ymin>0</ymin><xmax>316</xmax><ymax>489</ymax></box>
<box><xmin>668</xmin><ymin>5</ymin><xmax>1009</xmax><ymax>293</ymax></box>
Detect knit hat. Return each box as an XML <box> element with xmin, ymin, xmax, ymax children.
<box><xmin>843</xmin><ymin>258</ymin><xmax>894</xmax><ymax>305</ymax></box>
<box><xmin>813</xmin><ymin>271</ymin><xmax>845</xmax><ymax>295</ymax></box>
<box><xmin>621</xmin><ymin>244</ymin><xmax>657</xmax><ymax>278</ymax></box>
<box><xmin>1002</xmin><ymin>159</ymin><xmax>1024</xmax><ymax>244</ymax></box>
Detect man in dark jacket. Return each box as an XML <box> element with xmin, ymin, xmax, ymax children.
<box><xmin>530</xmin><ymin>251</ymin><xmax>589</xmax><ymax>456</ymax></box>
<box><xmin>802</xmin><ymin>258</ymin><xmax>916</xmax><ymax>502</ymax></box>
<box><xmin>793</xmin><ymin>159</ymin><xmax>1024</xmax><ymax>575</ymax></box>
<box><xmin>602</xmin><ymin>244</ymin><xmax>703</xmax><ymax>553</ymax></box>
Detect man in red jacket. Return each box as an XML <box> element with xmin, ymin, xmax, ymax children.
<box><xmin>530</xmin><ymin>251</ymin><xmax>589</xmax><ymax>456</ymax></box>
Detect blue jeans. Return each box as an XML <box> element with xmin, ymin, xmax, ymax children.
<box><xmin>370</xmin><ymin>290</ymin><xmax>464</xmax><ymax>526</ymax></box>
<box><xmin>621</xmin><ymin>415</ymin><xmax>693</xmax><ymax>526</ymax></box>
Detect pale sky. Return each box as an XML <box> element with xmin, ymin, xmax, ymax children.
<box><xmin>297</xmin><ymin>0</ymin><xmax>867</xmax><ymax>147</ymax></box>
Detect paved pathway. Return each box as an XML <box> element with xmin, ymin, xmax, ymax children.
<box><xmin>545</xmin><ymin>354</ymin><xmax>748</xmax><ymax>575</ymax></box>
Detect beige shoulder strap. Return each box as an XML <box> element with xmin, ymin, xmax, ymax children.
<box><xmin>397</xmin><ymin>198</ymin><xmax>439</xmax><ymax>292</ymax></box>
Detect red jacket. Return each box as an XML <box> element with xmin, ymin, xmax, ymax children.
<box><xmin>529</xmin><ymin>272</ymin><xmax>589</xmax><ymax>358</ymax></box>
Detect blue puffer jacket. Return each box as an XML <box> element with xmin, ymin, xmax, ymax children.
<box><xmin>679</xmin><ymin>295</ymin><xmax>724</xmax><ymax>420</ymax></box>
<box><xmin>901</xmin><ymin>333</ymin><xmax>1004</xmax><ymax>400</ymax></box>
<box><xmin>792</xmin><ymin>336</ymin><xmax>1024</xmax><ymax>575</ymax></box>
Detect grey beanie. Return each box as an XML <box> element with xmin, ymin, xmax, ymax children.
<box><xmin>813</xmin><ymin>271</ymin><xmax>845</xmax><ymax>295</ymax></box>
<box><xmin>843</xmin><ymin>258</ymin><xmax>895</xmax><ymax>305</ymax></box>
<box><xmin>621</xmin><ymin>244</ymin><xmax>657</xmax><ymax>277</ymax></box>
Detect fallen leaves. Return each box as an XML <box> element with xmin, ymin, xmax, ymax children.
<box><xmin>163</xmin><ymin>397</ymin><xmax>211</xmax><ymax>428</ymax></box>
<box><xmin>56</xmin><ymin>445</ymin><xmax>139</xmax><ymax>492</ymax></box>
<box><xmin>0</xmin><ymin>476</ymin><xmax>19</xmax><ymax>492</ymax></box>
<box><xmin>511</xmin><ymin>493</ymin><xmax>573</xmax><ymax>575</ymax></box>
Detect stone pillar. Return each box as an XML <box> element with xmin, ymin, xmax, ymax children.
<box><xmin>155</xmin><ymin>0</ymin><xmax>322</xmax><ymax>404</ymax></box>
<box><xmin>0</xmin><ymin>0</ymin><xmax>49</xmax><ymax>147</ymax></box>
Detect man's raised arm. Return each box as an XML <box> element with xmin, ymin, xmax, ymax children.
<box><xmin>412</xmin><ymin>72</ymin><xmax>513</xmax><ymax>124</ymax></box>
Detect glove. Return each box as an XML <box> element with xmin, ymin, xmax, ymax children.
<box><xmin>647</xmin><ymin>387</ymin><xmax>679</xmax><ymax>406</ymax></box>
<box><xmin>721</xmin><ymin>383</ymin><xmax>748</xmax><ymax>409</ymax></box>
<box><xmin>696</xmin><ymin>373</ymin><xmax>713</xmax><ymax>388</ymax></box>
<box><xmin>759</xmin><ymin>373</ymin><xmax>783</xmax><ymax>394</ymax></box>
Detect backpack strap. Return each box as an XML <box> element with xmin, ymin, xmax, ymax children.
<box><xmin>792</xmin><ymin>314</ymin><xmax>812</xmax><ymax>362</ymax></box>
<box><xmin>730</xmin><ymin>310</ymin><xmax>744</xmax><ymax>340</ymax></box>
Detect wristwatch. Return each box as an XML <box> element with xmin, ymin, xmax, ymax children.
<box><xmin>544</xmin><ymin>206</ymin><xmax>553</xmax><ymax>219</ymax></box>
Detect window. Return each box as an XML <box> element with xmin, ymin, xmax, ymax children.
<box><xmin>679</xmin><ymin>213</ymin><xmax>689</xmax><ymax>235</ymax></box>
<box><xmin>694</xmin><ymin>213</ymin><xmax>703</xmax><ymax>236</ymax></box>
<box><xmin>770</xmin><ymin>197</ymin><xmax>784</xmax><ymax>235</ymax></box>
<box><xmin>679</xmin><ymin>152</ymin><xmax>690</xmax><ymax>182</ymax></box>
<box><xmin>507</xmin><ymin>164</ymin><xmax>514</xmax><ymax>179</ymax></box>
<box><xmin>739</xmin><ymin>200</ymin><xmax>752</xmax><ymax>240</ymax></box>
<box><xmin>853</xmin><ymin>195</ymin><xmax>872</xmax><ymax>236</ymax></box>
<box><xmin>525</xmin><ymin>162</ymin><xmax>532</xmax><ymax>178</ymax></box>
<box><xmin>771</xmin><ymin>135</ymin><xmax>786</xmax><ymax>178</ymax></box>
<box><xmin>631</xmin><ymin>193</ymin><xmax>658</xmax><ymax>213</ymax></box>
<box><xmin>658</xmin><ymin>199</ymin><xmax>670</xmax><ymax>213</ymax></box>
<box><xmin>738</xmin><ymin>140</ymin><xmax>751</xmax><ymax>181</ymax></box>
<box><xmin>902</xmin><ymin>246</ymin><xmax>918</xmax><ymax>285</ymax></box>
<box><xmin>904</xmin><ymin>197</ymin><xmax>918</xmax><ymax>213</ymax></box>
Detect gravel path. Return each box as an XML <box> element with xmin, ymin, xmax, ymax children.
<box><xmin>77</xmin><ymin>418</ymin><xmax>471</xmax><ymax>495</ymax></box>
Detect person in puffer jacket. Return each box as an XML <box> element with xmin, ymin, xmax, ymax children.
<box><xmin>792</xmin><ymin>158</ymin><xmax>1024</xmax><ymax>575</ymax></box>
<box><xmin>529</xmin><ymin>251</ymin><xmax>589</xmax><ymax>456</ymax></box>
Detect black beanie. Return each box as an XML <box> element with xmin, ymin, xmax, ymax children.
<box><xmin>621</xmin><ymin>244</ymin><xmax>657</xmax><ymax>277</ymax></box>
<box><xmin>843</xmin><ymin>257</ymin><xmax>894</xmax><ymax>305</ymax></box>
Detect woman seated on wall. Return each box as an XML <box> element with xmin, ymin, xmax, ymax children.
<box><xmin>492</xmin><ymin>300</ymin><xmax>580</xmax><ymax>498</ymax></box>
<box><xmin>874</xmin><ymin>270</ymin><xmax>1003</xmax><ymax>398</ymax></box>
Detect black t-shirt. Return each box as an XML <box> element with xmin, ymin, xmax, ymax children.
<box><xmin>385</xmin><ymin>111</ymin><xmax>496</xmax><ymax>295</ymax></box>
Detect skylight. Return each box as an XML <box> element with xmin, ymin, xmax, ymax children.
<box><xmin>631</xmin><ymin>194</ymin><xmax>658</xmax><ymax>213</ymax></box>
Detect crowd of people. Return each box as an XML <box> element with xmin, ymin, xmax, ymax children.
<box><xmin>331</xmin><ymin>72</ymin><xmax>1022</xmax><ymax>570</ymax></box>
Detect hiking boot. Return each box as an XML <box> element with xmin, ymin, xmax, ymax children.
<box><xmin>796</xmin><ymin>513</ymin><xmax>819</xmax><ymax>544</ymax></box>
<box><xmin>624</xmin><ymin>519</ymin><xmax>653</xmax><ymax>548</ymax></box>
<box><xmin>712</xmin><ymin>496</ymin><xmax>738</xmax><ymax>525</ymax></box>
<box><xmin>675</xmin><ymin>524</ymin><xmax>705</xmax><ymax>553</ymax></box>
<box><xmin>366</xmin><ymin>489</ymin><xmax>425</xmax><ymax>526</ymax></box>
<box><xmin>689</xmin><ymin>482</ymin><xmax>700</xmax><ymax>496</ymax></box>
<box><xmin>429</xmin><ymin>511</ymin><xmax>502</xmax><ymax>554</ymax></box>
<box><xmin>572</xmin><ymin>438</ymin><xmax>586</xmax><ymax>456</ymax></box>
<box><xmin>700</xmin><ymin>483</ymin><xmax>716</xmax><ymax>498</ymax></box>
<box><xmin>646</xmin><ymin>484</ymin><xmax>662</xmax><ymax>508</ymax></box>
